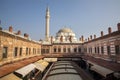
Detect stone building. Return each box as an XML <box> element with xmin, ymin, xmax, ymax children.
<box><xmin>0</xmin><ymin>7</ymin><xmax>120</xmax><ymax>80</ymax></box>
<box><xmin>41</xmin><ymin>27</ymin><xmax>83</xmax><ymax>54</ymax></box>
<box><xmin>83</xmin><ymin>23</ymin><xmax>120</xmax><ymax>63</ymax></box>
<box><xmin>0</xmin><ymin>26</ymin><xmax>41</xmax><ymax>65</ymax></box>
<box><xmin>0</xmin><ymin>7</ymin><xmax>119</xmax><ymax>65</ymax></box>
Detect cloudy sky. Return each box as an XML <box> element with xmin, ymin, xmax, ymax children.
<box><xmin>0</xmin><ymin>0</ymin><xmax>120</xmax><ymax>40</ymax></box>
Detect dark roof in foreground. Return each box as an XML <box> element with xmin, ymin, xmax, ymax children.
<box><xmin>43</xmin><ymin>61</ymin><xmax>93</xmax><ymax>80</ymax></box>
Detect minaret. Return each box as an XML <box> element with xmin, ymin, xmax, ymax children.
<box><xmin>45</xmin><ymin>7</ymin><xmax>50</xmax><ymax>41</ymax></box>
<box><xmin>0</xmin><ymin>20</ymin><xmax>2</xmax><ymax>30</ymax></box>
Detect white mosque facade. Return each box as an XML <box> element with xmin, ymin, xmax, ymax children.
<box><xmin>42</xmin><ymin>7</ymin><xmax>82</xmax><ymax>44</ymax></box>
<box><xmin>54</xmin><ymin>27</ymin><xmax>79</xmax><ymax>43</ymax></box>
<box><xmin>41</xmin><ymin>7</ymin><xmax>83</xmax><ymax>54</ymax></box>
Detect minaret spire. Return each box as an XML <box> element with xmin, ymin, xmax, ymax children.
<box><xmin>45</xmin><ymin>6</ymin><xmax>50</xmax><ymax>41</ymax></box>
<box><xmin>0</xmin><ymin>20</ymin><xmax>2</xmax><ymax>30</ymax></box>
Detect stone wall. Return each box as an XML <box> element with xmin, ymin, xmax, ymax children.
<box><xmin>83</xmin><ymin>24</ymin><xmax>120</xmax><ymax>63</ymax></box>
<box><xmin>41</xmin><ymin>43</ymin><xmax>84</xmax><ymax>54</ymax></box>
<box><xmin>0</xmin><ymin>27</ymin><xmax>41</xmax><ymax>65</ymax></box>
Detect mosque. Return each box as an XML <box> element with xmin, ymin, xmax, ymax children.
<box><xmin>0</xmin><ymin>7</ymin><xmax>120</xmax><ymax>80</ymax></box>
<box><xmin>41</xmin><ymin>7</ymin><xmax>83</xmax><ymax>55</ymax></box>
<box><xmin>43</xmin><ymin>7</ymin><xmax>79</xmax><ymax>43</ymax></box>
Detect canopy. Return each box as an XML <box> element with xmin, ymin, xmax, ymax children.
<box><xmin>14</xmin><ymin>64</ymin><xmax>36</xmax><ymax>78</ymax></box>
<box><xmin>44</xmin><ymin>58</ymin><xmax>57</xmax><ymax>62</ymax></box>
<box><xmin>34</xmin><ymin>60</ymin><xmax>49</xmax><ymax>72</ymax></box>
<box><xmin>90</xmin><ymin>64</ymin><xmax>113</xmax><ymax>77</ymax></box>
<box><xmin>87</xmin><ymin>60</ymin><xmax>96</xmax><ymax>65</ymax></box>
<box><xmin>0</xmin><ymin>73</ymin><xmax>21</xmax><ymax>80</ymax></box>
<box><xmin>37</xmin><ymin>60</ymin><xmax>49</xmax><ymax>67</ymax></box>
<box><xmin>34</xmin><ymin>62</ymin><xmax>45</xmax><ymax>72</ymax></box>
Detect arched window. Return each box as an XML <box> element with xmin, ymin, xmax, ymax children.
<box><xmin>68</xmin><ymin>48</ymin><xmax>70</xmax><ymax>53</ymax></box>
<box><xmin>101</xmin><ymin>46</ymin><xmax>104</xmax><ymax>54</ymax></box>
<box><xmin>54</xmin><ymin>48</ymin><xmax>57</xmax><ymax>53</ymax></box>
<box><xmin>97</xmin><ymin>47</ymin><xmax>99</xmax><ymax>54</ymax></box>
<box><xmin>41</xmin><ymin>49</ymin><xmax>45</xmax><ymax>54</ymax></box>
<box><xmin>79</xmin><ymin>48</ymin><xmax>81</xmax><ymax>52</ymax></box>
<box><xmin>74</xmin><ymin>48</ymin><xmax>77</xmax><ymax>52</ymax></box>
<box><xmin>63</xmin><ymin>48</ymin><xmax>66</xmax><ymax>53</ymax></box>
<box><xmin>95</xmin><ymin>47</ymin><xmax>96</xmax><ymax>53</ymax></box>
<box><xmin>58</xmin><ymin>48</ymin><xmax>61</xmax><ymax>52</ymax></box>
<box><xmin>107</xmin><ymin>46</ymin><xmax>110</xmax><ymax>55</ymax></box>
<box><xmin>46</xmin><ymin>49</ymin><xmax>49</xmax><ymax>53</ymax></box>
<box><xmin>14</xmin><ymin>47</ymin><xmax>18</xmax><ymax>57</ymax></box>
<box><xmin>2</xmin><ymin>47</ymin><xmax>8</xmax><ymax>58</ymax></box>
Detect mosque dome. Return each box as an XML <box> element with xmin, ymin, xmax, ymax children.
<box><xmin>58</xmin><ymin>28</ymin><xmax>73</xmax><ymax>33</ymax></box>
<box><xmin>54</xmin><ymin>27</ymin><xmax>77</xmax><ymax>43</ymax></box>
<box><xmin>56</xmin><ymin>27</ymin><xmax>75</xmax><ymax>37</ymax></box>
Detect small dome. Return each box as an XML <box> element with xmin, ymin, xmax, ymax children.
<box><xmin>58</xmin><ymin>28</ymin><xmax>73</xmax><ymax>33</ymax></box>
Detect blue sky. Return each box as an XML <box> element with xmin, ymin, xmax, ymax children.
<box><xmin>0</xmin><ymin>0</ymin><xmax>120</xmax><ymax>40</ymax></box>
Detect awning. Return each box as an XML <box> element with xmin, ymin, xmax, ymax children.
<box><xmin>87</xmin><ymin>60</ymin><xmax>96</xmax><ymax>65</ymax></box>
<box><xmin>34</xmin><ymin>60</ymin><xmax>49</xmax><ymax>72</ymax></box>
<box><xmin>0</xmin><ymin>73</ymin><xmax>21</xmax><ymax>80</ymax></box>
<box><xmin>44</xmin><ymin>58</ymin><xmax>57</xmax><ymax>62</ymax></box>
<box><xmin>90</xmin><ymin>64</ymin><xmax>113</xmax><ymax>77</ymax></box>
<box><xmin>34</xmin><ymin>62</ymin><xmax>45</xmax><ymax>72</ymax></box>
<box><xmin>0</xmin><ymin>56</ymin><xmax>43</xmax><ymax>78</ymax></box>
<box><xmin>36</xmin><ymin>60</ymin><xmax>49</xmax><ymax>67</ymax></box>
<box><xmin>14</xmin><ymin>64</ymin><xmax>36</xmax><ymax>78</ymax></box>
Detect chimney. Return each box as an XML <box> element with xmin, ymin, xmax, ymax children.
<box><xmin>9</xmin><ymin>26</ymin><xmax>13</xmax><ymax>32</ymax></box>
<box><xmin>108</xmin><ymin>27</ymin><xmax>112</xmax><ymax>34</ymax></box>
<box><xmin>0</xmin><ymin>20</ymin><xmax>2</xmax><ymax>30</ymax></box>
<box><xmin>81</xmin><ymin>35</ymin><xmax>84</xmax><ymax>42</ymax></box>
<box><xmin>24</xmin><ymin>33</ymin><xmax>29</xmax><ymax>38</ymax></box>
<box><xmin>88</xmin><ymin>37</ymin><xmax>89</xmax><ymax>41</ymax></box>
<box><xmin>85</xmin><ymin>39</ymin><xmax>87</xmax><ymax>42</ymax></box>
<box><xmin>0</xmin><ymin>27</ymin><xmax>2</xmax><ymax>30</ymax></box>
<box><xmin>101</xmin><ymin>31</ymin><xmax>104</xmax><ymax>37</ymax></box>
<box><xmin>17</xmin><ymin>30</ymin><xmax>21</xmax><ymax>35</ymax></box>
<box><xmin>79</xmin><ymin>38</ymin><xmax>81</xmax><ymax>41</ymax></box>
<box><xmin>117</xmin><ymin>23</ymin><xmax>120</xmax><ymax>31</ymax></box>
<box><xmin>94</xmin><ymin>35</ymin><xmax>96</xmax><ymax>39</ymax></box>
<box><xmin>90</xmin><ymin>35</ymin><xmax>92</xmax><ymax>40</ymax></box>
